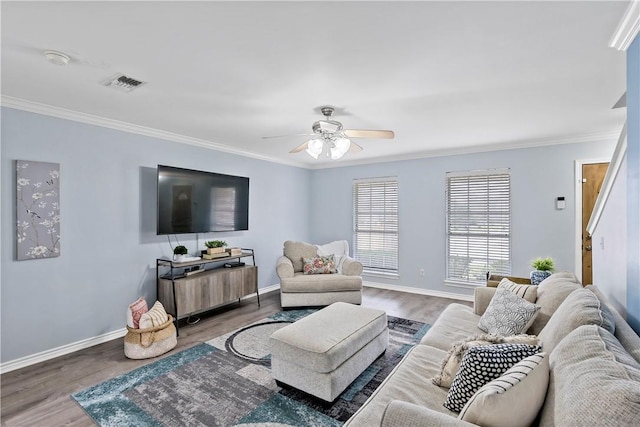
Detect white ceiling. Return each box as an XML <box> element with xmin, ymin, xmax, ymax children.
<box><xmin>1</xmin><ymin>1</ymin><xmax>629</xmax><ymax>169</ymax></box>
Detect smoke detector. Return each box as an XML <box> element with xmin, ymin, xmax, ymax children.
<box><xmin>44</xmin><ymin>51</ymin><xmax>70</xmax><ymax>66</ymax></box>
<box><xmin>101</xmin><ymin>73</ymin><xmax>146</xmax><ymax>92</ymax></box>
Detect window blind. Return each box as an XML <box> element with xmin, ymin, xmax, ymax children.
<box><xmin>353</xmin><ymin>178</ymin><xmax>399</xmax><ymax>273</ymax></box>
<box><xmin>446</xmin><ymin>170</ymin><xmax>511</xmax><ymax>284</ymax></box>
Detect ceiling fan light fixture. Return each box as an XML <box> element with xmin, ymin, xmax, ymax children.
<box><xmin>331</xmin><ymin>138</ymin><xmax>351</xmax><ymax>160</ymax></box>
<box><xmin>306</xmin><ymin>139</ymin><xmax>324</xmax><ymax>159</ymax></box>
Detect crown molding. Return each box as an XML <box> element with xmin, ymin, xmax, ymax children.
<box><xmin>610</xmin><ymin>0</ymin><xmax>640</xmax><ymax>51</ymax></box>
<box><xmin>309</xmin><ymin>129</ymin><xmax>622</xmax><ymax>170</ymax></box>
<box><xmin>1</xmin><ymin>95</ymin><xmax>307</xmax><ymax>169</ymax></box>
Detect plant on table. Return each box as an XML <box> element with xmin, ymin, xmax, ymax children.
<box><xmin>205</xmin><ymin>240</ymin><xmax>227</xmax><ymax>254</ymax></box>
<box><xmin>530</xmin><ymin>256</ymin><xmax>554</xmax><ymax>285</ymax></box>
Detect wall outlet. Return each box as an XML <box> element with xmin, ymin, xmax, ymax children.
<box><xmin>419</xmin><ymin>268</ymin><xmax>425</xmax><ymax>277</ymax></box>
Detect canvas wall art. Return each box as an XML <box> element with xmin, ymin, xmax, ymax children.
<box><xmin>16</xmin><ymin>160</ymin><xmax>60</xmax><ymax>260</ymax></box>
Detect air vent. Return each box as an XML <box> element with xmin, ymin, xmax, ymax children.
<box><xmin>101</xmin><ymin>73</ymin><xmax>146</xmax><ymax>92</ymax></box>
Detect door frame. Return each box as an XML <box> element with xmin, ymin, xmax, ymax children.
<box><xmin>574</xmin><ymin>158</ymin><xmax>609</xmax><ymax>283</ymax></box>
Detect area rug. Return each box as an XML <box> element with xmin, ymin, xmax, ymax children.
<box><xmin>73</xmin><ymin>309</ymin><xmax>429</xmax><ymax>426</ymax></box>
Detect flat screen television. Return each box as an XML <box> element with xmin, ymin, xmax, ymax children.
<box><xmin>157</xmin><ymin>165</ymin><xmax>249</xmax><ymax>235</ymax></box>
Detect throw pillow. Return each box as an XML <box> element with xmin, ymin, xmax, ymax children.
<box><xmin>444</xmin><ymin>343</ymin><xmax>542</xmax><ymax>412</ymax></box>
<box><xmin>433</xmin><ymin>334</ymin><xmax>540</xmax><ymax>388</ymax></box>
<box><xmin>538</xmin><ymin>287</ymin><xmax>616</xmax><ymax>353</ymax></box>
<box><xmin>459</xmin><ymin>352</ymin><xmax>549</xmax><ymax>427</ymax></box>
<box><xmin>127</xmin><ymin>297</ymin><xmax>148</xmax><ymax>328</ymax></box>
<box><xmin>497</xmin><ymin>278</ymin><xmax>537</xmax><ymax>303</ymax></box>
<box><xmin>139</xmin><ymin>301</ymin><xmax>169</xmax><ymax>329</ymax></box>
<box><xmin>302</xmin><ymin>255</ymin><xmax>337</xmax><ymax>275</ymax></box>
<box><xmin>478</xmin><ymin>287</ymin><xmax>540</xmax><ymax>336</ymax></box>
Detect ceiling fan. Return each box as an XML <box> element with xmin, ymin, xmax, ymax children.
<box><xmin>263</xmin><ymin>106</ymin><xmax>395</xmax><ymax>160</ymax></box>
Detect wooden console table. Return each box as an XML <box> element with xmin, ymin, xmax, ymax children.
<box><xmin>156</xmin><ymin>249</ymin><xmax>259</xmax><ymax>335</ymax></box>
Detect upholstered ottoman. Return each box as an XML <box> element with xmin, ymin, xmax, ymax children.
<box><xmin>269</xmin><ymin>302</ymin><xmax>388</xmax><ymax>402</ymax></box>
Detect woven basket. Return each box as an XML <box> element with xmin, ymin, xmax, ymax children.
<box><xmin>124</xmin><ymin>315</ymin><xmax>177</xmax><ymax>359</ymax></box>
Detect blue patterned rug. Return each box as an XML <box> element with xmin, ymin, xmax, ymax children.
<box><xmin>73</xmin><ymin>309</ymin><xmax>429</xmax><ymax>426</ymax></box>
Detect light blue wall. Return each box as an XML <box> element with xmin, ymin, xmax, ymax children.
<box><xmin>310</xmin><ymin>141</ymin><xmax>616</xmax><ymax>297</ymax></box>
<box><xmin>0</xmin><ymin>107</ymin><xmax>311</xmax><ymax>363</ymax></box>
<box><xmin>627</xmin><ymin>35</ymin><xmax>640</xmax><ymax>333</ymax></box>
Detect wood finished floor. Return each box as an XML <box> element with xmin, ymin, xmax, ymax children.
<box><xmin>0</xmin><ymin>287</ymin><xmax>471</xmax><ymax>427</ymax></box>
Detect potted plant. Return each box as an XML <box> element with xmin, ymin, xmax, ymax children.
<box><xmin>173</xmin><ymin>245</ymin><xmax>188</xmax><ymax>262</ymax></box>
<box><xmin>530</xmin><ymin>256</ymin><xmax>554</xmax><ymax>285</ymax></box>
<box><xmin>205</xmin><ymin>240</ymin><xmax>227</xmax><ymax>255</ymax></box>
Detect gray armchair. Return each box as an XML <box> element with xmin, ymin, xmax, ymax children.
<box><xmin>276</xmin><ymin>240</ymin><xmax>363</xmax><ymax>308</ymax></box>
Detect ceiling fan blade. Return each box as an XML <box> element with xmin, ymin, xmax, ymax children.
<box><xmin>343</xmin><ymin>129</ymin><xmax>395</xmax><ymax>139</ymax></box>
<box><xmin>262</xmin><ymin>133</ymin><xmax>315</xmax><ymax>139</ymax></box>
<box><xmin>349</xmin><ymin>141</ymin><xmax>363</xmax><ymax>152</ymax></box>
<box><xmin>289</xmin><ymin>141</ymin><xmax>310</xmax><ymax>154</ymax></box>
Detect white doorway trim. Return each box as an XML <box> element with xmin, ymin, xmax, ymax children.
<box><xmin>574</xmin><ymin>158</ymin><xmax>609</xmax><ymax>283</ymax></box>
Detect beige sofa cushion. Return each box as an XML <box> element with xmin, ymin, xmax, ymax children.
<box><xmin>527</xmin><ymin>273</ymin><xmax>581</xmax><ymax>335</ymax></box>
<box><xmin>280</xmin><ymin>273</ymin><xmax>362</xmax><ymax>293</ymax></box>
<box><xmin>459</xmin><ymin>352</ymin><xmax>549</xmax><ymax>427</ymax></box>
<box><xmin>283</xmin><ymin>240</ymin><xmax>318</xmax><ymax>272</ymax></box>
<box><xmin>538</xmin><ymin>288</ymin><xmax>616</xmax><ymax>353</ymax></box>
<box><xmin>420</xmin><ymin>304</ymin><xmax>484</xmax><ymax>352</ymax></box>
<box><xmin>539</xmin><ymin>325</ymin><xmax>640</xmax><ymax>427</ymax></box>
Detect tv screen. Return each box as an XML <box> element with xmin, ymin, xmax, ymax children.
<box><xmin>157</xmin><ymin>165</ymin><xmax>249</xmax><ymax>234</ymax></box>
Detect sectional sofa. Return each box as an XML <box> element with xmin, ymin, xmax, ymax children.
<box><xmin>345</xmin><ymin>273</ymin><xmax>640</xmax><ymax>426</ymax></box>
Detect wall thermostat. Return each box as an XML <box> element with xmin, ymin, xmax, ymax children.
<box><xmin>556</xmin><ymin>196</ymin><xmax>565</xmax><ymax>210</ymax></box>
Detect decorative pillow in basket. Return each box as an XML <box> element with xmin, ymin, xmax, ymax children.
<box><xmin>124</xmin><ymin>301</ymin><xmax>177</xmax><ymax>359</ymax></box>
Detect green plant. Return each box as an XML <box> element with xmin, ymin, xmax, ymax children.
<box><xmin>205</xmin><ymin>240</ymin><xmax>227</xmax><ymax>248</ymax></box>
<box><xmin>531</xmin><ymin>256</ymin><xmax>554</xmax><ymax>271</ymax></box>
<box><xmin>173</xmin><ymin>245</ymin><xmax>188</xmax><ymax>255</ymax></box>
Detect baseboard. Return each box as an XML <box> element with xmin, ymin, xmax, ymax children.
<box><xmin>1</xmin><ymin>284</ymin><xmax>283</xmax><ymax>375</ymax></box>
<box><xmin>363</xmin><ymin>281</ymin><xmax>474</xmax><ymax>302</ymax></box>
<box><xmin>0</xmin><ymin>328</ymin><xmax>127</xmax><ymax>375</ymax></box>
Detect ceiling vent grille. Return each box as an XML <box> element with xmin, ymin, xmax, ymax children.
<box><xmin>101</xmin><ymin>73</ymin><xmax>146</xmax><ymax>92</ymax></box>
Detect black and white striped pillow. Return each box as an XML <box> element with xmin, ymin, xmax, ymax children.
<box><xmin>459</xmin><ymin>352</ymin><xmax>549</xmax><ymax>426</ymax></box>
<box><xmin>498</xmin><ymin>278</ymin><xmax>538</xmax><ymax>302</ymax></box>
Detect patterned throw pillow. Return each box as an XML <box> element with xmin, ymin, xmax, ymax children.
<box><xmin>478</xmin><ymin>287</ymin><xmax>540</xmax><ymax>336</ymax></box>
<box><xmin>139</xmin><ymin>301</ymin><xmax>169</xmax><ymax>329</ymax></box>
<box><xmin>302</xmin><ymin>255</ymin><xmax>337</xmax><ymax>275</ymax></box>
<box><xmin>127</xmin><ymin>297</ymin><xmax>148</xmax><ymax>328</ymax></box>
<box><xmin>444</xmin><ymin>343</ymin><xmax>542</xmax><ymax>412</ymax></box>
<box><xmin>498</xmin><ymin>278</ymin><xmax>538</xmax><ymax>303</ymax></box>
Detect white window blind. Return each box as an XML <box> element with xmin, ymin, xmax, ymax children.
<box><xmin>446</xmin><ymin>170</ymin><xmax>511</xmax><ymax>284</ymax></box>
<box><xmin>353</xmin><ymin>178</ymin><xmax>399</xmax><ymax>273</ymax></box>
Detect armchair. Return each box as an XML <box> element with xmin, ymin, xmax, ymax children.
<box><xmin>276</xmin><ymin>240</ymin><xmax>363</xmax><ymax>308</ymax></box>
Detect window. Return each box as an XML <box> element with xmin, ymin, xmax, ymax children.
<box><xmin>446</xmin><ymin>169</ymin><xmax>511</xmax><ymax>285</ymax></box>
<box><xmin>353</xmin><ymin>177</ymin><xmax>399</xmax><ymax>274</ymax></box>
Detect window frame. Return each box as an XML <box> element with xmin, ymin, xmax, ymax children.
<box><xmin>445</xmin><ymin>168</ymin><xmax>511</xmax><ymax>287</ymax></box>
<box><xmin>352</xmin><ymin>177</ymin><xmax>399</xmax><ymax>276</ymax></box>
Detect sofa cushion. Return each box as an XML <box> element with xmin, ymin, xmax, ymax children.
<box><xmin>459</xmin><ymin>352</ymin><xmax>549</xmax><ymax>427</ymax></box>
<box><xmin>420</xmin><ymin>304</ymin><xmax>484</xmax><ymax>352</ymax></box>
<box><xmin>283</xmin><ymin>240</ymin><xmax>318</xmax><ymax>273</ymax></box>
<box><xmin>433</xmin><ymin>334</ymin><xmax>540</xmax><ymax>388</ymax></box>
<box><xmin>497</xmin><ymin>278</ymin><xmax>537</xmax><ymax>302</ymax></box>
<box><xmin>539</xmin><ymin>325</ymin><xmax>640</xmax><ymax>427</ymax></box>
<box><xmin>527</xmin><ymin>273</ymin><xmax>581</xmax><ymax>334</ymax></box>
<box><xmin>444</xmin><ymin>343</ymin><xmax>542</xmax><ymax>412</ymax></box>
<box><xmin>538</xmin><ymin>288</ymin><xmax>616</xmax><ymax>353</ymax></box>
<box><xmin>478</xmin><ymin>287</ymin><xmax>540</xmax><ymax>336</ymax></box>
<box><xmin>302</xmin><ymin>255</ymin><xmax>337</xmax><ymax>275</ymax></box>
<box><xmin>345</xmin><ymin>344</ymin><xmax>459</xmax><ymax>427</ymax></box>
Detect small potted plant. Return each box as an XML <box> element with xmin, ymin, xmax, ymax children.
<box><xmin>205</xmin><ymin>240</ymin><xmax>227</xmax><ymax>255</ymax></box>
<box><xmin>530</xmin><ymin>256</ymin><xmax>554</xmax><ymax>285</ymax></box>
<box><xmin>173</xmin><ymin>245</ymin><xmax>188</xmax><ymax>262</ymax></box>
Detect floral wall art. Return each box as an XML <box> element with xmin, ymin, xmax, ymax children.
<box><xmin>16</xmin><ymin>160</ymin><xmax>60</xmax><ymax>260</ymax></box>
